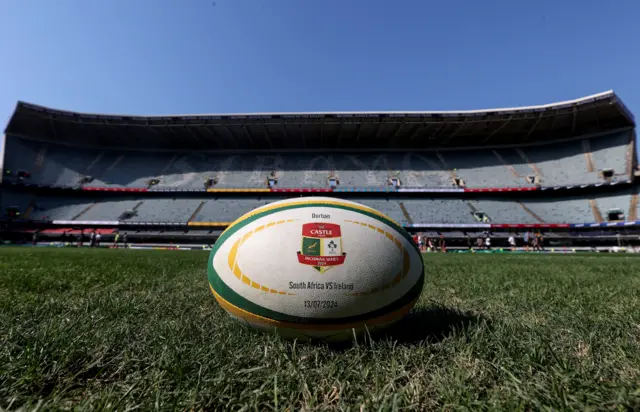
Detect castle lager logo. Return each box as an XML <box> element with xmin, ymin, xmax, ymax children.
<box><xmin>297</xmin><ymin>223</ymin><xmax>347</xmax><ymax>273</ymax></box>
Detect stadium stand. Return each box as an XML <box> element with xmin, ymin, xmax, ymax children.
<box><xmin>1</xmin><ymin>90</ymin><xmax>638</xmax><ymax>247</ymax></box>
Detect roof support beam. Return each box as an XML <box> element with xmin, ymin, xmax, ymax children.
<box><xmin>194</xmin><ymin>127</ymin><xmax>215</xmax><ymax>148</ymax></box>
<box><xmin>200</xmin><ymin>125</ymin><xmax>222</xmax><ymax>149</ymax></box>
<box><xmin>479</xmin><ymin>114</ymin><xmax>514</xmax><ymax>143</ymax></box>
<box><xmin>242</xmin><ymin>125</ymin><xmax>255</xmax><ymax>147</ymax></box>
<box><xmin>548</xmin><ymin>110</ymin><xmax>560</xmax><ymax>130</ymax></box>
<box><xmin>409</xmin><ymin>119</ymin><xmax>430</xmax><ymax>141</ymax></box>
<box><xmin>355</xmin><ymin>123</ymin><xmax>363</xmax><ymax>141</ymax></box>
<box><xmin>440</xmin><ymin>119</ymin><xmax>468</xmax><ymax>145</ymax></box>
<box><xmin>261</xmin><ymin>123</ymin><xmax>273</xmax><ymax>149</ymax></box>
<box><xmin>374</xmin><ymin>120</ymin><xmax>384</xmax><ymax>140</ymax></box>
<box><xmin>221</xmin><ymin>125</ymin><xmax>239</xmax><ymax>149</ymax></box>
<box><xmin>430</xmin><ymin>121</ymin><xmax>448</xmax><ymax>142</ymax></box>
<box><xmin>523</xmin><ymin>111</ymin><xmax>545</xmax><ymax>141</ymax></box>
<box><xmin>387</xmin><ymin>122</ymin><xmax>404</xmax><ymax>148</ymax></box>
<box><xmin>185</xmin><ymin>126</ymin><xmax>203</xmax><ymax>145</ymax></box>
<box><xmin>337</xmin><ymin>120</ymin><xmax>344</xmax><ymax>146</ymax></box>
<box><xmin>299</xmin><ymin>124</ymin><xmax>307</xmax><ymax>148</ymax></box>
<box><xmin>592</xmin><ymin>102</ymin><xmax>601</xmax><ymax>127</ymax></box>
<box><xmin>49</xmin><ymin>118</ymin><xmax>59</xmax><ymax>142</ymax></box>
<box><xmin>145</xmin><ymin>121</ymin><xmax>175</xmax><ymax>149</ymax></box>
<box><xmin>571</xmin><ymin>106</ymin><xmax>578</xmax><ymax>134</ymax></box>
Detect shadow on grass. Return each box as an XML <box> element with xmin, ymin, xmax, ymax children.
<box><xmin>322</xmin><ymin>305</ymin><xmax>487</xmax><ymax>350</ymax></box>
<box><xmin>381</xmin><ymin>304</ymin><xmax>487</xmax><ymax>345</ymax></box>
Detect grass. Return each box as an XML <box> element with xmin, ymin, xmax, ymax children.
<box><xmin>1</xmin><ymin>248</ymin><xmax>639</xmax><ymax>411</ymax></box>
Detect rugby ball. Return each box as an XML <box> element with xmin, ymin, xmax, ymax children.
<box><xmin>207</xmin><ymin>197</ymin><xmax>424</xmax><ymax>342</ymax></box>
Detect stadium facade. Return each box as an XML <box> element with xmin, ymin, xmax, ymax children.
<box><xmin>1</xmin><ymin>91</ymin><xmax>639</xmax><ymax>248</ymax></box>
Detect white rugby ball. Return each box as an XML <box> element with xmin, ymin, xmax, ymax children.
<box><xmin>207</xmin><ymin>196</ymin><xmax>424</xmax><ymax>342</ymax></box>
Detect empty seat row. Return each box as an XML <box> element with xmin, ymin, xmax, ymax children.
<box><xmin>3</xmin><ymin>130</ymin><xmax>632</xmax><ymax>189</ymax></box>
<box><xmin>2</xmin><ymin>193</ymin><xmax>633</xmax><ymax>224</ymax></box>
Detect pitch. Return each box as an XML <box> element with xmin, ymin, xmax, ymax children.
<box><xmin>1</xmin><ymin>248</ymin><xmax>639</xmax><ymax>410</ymax></box>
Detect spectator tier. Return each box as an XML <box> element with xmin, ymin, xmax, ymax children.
<box><xmin>3</xmin><ymin>129</ymin><xmax>633</xmax><ymax>190</ymax></box>
<box><xmin>2</xmin><ymin>191</ymin><xmax>636</xmax><ymax>225</ymax></box>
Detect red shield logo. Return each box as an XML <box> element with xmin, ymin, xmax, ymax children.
<box><xmin>297</xmin><ymin>223</ymin><xmax>347</xmax><ymax>273</ymax></box>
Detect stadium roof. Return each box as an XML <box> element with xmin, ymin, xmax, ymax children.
<box><xmin>4</xmin><ymin>90</ymin><xmax>635</xmax><ymax>151</ymax></box>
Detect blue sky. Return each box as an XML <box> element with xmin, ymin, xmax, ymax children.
<box><xmin>1</xmin><ymin>0</ymin><xmax>639</xmax><ymax>153</ymax></box>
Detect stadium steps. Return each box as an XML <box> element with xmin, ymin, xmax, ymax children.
<box><xmin>629</xmin><ymin>193</ymin><xmax>638</xmax><ymax>221</ymax></box>
<box><xmin>435</xmin><ymin>151</ymin><xmax>457</xmax><ymax>178</ymax></box>
<box><xmin>72</xmin><ymin>203</ymin><xmax>96</xmax><ymax>221</ymax></box>
<box><xmin>189</xmin><ymin>201</ymin><xmax>207</xmax><ymax>223</ymax></box>
<box><xmin>382</xmin><ymin>157</ymin><xmax>392</xmax><ymax>180</ymax></box>
<box><xmin>466</xmin><ymin>202</ymin><xmax>490</xmax><ymax>222</ymax></box>
<box><xmin>87</xmin><ymin>152</ymin><xmax>105</xmax><ymax>172</ymax></box>
<box><xmin>516</xmin><ymin>148</ymin><xmax>542</xmax><ymax>176</ymax></box>
<box><xmin>34</xmin><ymin>145</ymin><xmax>48</xmax><ymax>170</ymax></box>
<box><xmin>582</xmin><ymin>139</ymin><xmax>595</xmax><ymax>173</ymax></box>
<box><xmin>492</xmin><ymin>150</ymin><xmax>520</xmax><ymax>177</ymax></box>
<box><xmin>518</xmin><ymin>201</ymin><xmax>545</xmax><ymax>223</ymax></box>
<box><xmin>329</xmin><ymin>155</ymin><xmax>336</xmax><ymax>178</ymax></box>
<box><xmin>589</xmin><ymin>198</ymin><xmax>604</xmax><ymax>223</ymax></box>
<box><xmin>23</xmin><ymin>199</ymin><xmax>37</xmax><ymax>219</ymax></box>
<box><xmin>398</xmin><ymin>202</ymin><xmax>413</xmax><ymax>225</ymax></box>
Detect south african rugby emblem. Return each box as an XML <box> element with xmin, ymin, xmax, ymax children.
<box><xmin>297</xmin><ymin>223</ymin><xmax>347</xmax><ymax>273</ymax></box>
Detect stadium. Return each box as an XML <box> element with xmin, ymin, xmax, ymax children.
<box><xmin>2</xmin><ymin>92</ymin><xmax>640</xmax><ymax>410</ymax></box>
<box><xmin>1</xmin><ymin>90</ymin><xmax>639</xmax><ymax>249</ymax></box>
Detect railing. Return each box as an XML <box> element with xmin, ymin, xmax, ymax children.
<box><xmin>5</xmin><ymin>219</ymin><xmax>637</xmax><ymax>230</ymax></box>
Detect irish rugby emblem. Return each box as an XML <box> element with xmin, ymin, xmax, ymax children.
<box><xmin>297</xmin><ymin>223</ymin><xmax>347</xmax><ymax>273</ymax></box>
